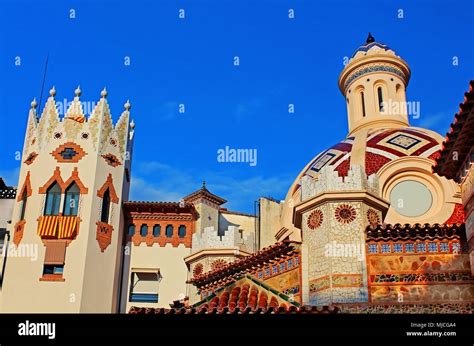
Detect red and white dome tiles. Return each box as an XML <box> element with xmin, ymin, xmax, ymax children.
<box><xmin>287</xmin><ymin>127</ymin><xmax>464</xmax><ymax>226</ymax></box>
<box><xmin>297</xmin><ymin>127</ymin><xmax>440</xmax><ymax>184</ymax></box>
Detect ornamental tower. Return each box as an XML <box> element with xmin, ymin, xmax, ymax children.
<box><xmin>294</xmin><ymin>165</ymin><xmax>389</xmax><ymax>305</ymax></box>
<box><xmin>1</xmin><ymin>87</ymin><xmax>134</xmax><ymax>312</ymax></box>
<box><xmin>338</xmin><ymin>33</ymin><xmax>411</xmax><ymax>135</ymax></box>
<box><xmin>278</xmin><ymin>34</ymin><xmax>465</xmax><ymax>306</ymax></box>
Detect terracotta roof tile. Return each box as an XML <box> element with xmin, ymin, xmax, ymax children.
<box><xmin>183</xmin><ymin>186</ymin><xmax>227</xmax><ymax>206</ymax></box>
<box><xmin>188</xmin><ymin>241</ymin><xmax>300</xmax><ymax>288</ymax></box>
<box><xmin>124</xmin><ymin>201</ymin><xmax>196</xmax><ymax>215</ymax></box>
<box><xmin>129</xmin><ymin>305</ymin><xmax>338</xmax><ymax>315</ymax></box>
<box><xmin>433</xmin><ymin>80</ymin><xmax>474</xmax><ymax>179</ymax></box>
<box><xmin>366</xmin><ymin>223</ymin><xmax>465</xmax><ymax>242</ymax></box>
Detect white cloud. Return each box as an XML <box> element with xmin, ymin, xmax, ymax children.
<box><xmin>130</xmin><ymin>160</ymin><xmax>292</xmax><ymax>213</ymax></box>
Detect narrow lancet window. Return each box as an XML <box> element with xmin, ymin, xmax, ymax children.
<box><xmin>361</xmin><ymin>92</ymin><xmax>366</xmax><ymax>117</ymax></box>
<box><xmin>378</xmin><ymin>87</ymin><xmax>384</xmax><ymax>112</ymax></box>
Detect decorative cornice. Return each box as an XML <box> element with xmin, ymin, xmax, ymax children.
<box><xmin>338</xmin><ymin>54</ymin><xmax>411</xmax><ymax>94</ymax></box>
<box><xmin>293</xmin><ymin>190</ymin><xmax>390</xmax><ymax>229</ymax></box>
<box><xmin>365</xmin><ymin>223</ymin><xmax>466</xmax><ymax>242</ymax></box>
<box><xmin>124</xmin><ymin>201</ymin><xmax>197</xmax><ymax>217</ymax></box>
<box><xmin>344</xmin><ymin>63</ymin><xmax>406</xmax><ymax>91</ymax></box>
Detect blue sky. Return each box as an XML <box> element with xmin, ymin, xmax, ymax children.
<box><xmin>0</xmin><ymin>0</ymin><xmax>473</xmax><ymax>213</ymax></box>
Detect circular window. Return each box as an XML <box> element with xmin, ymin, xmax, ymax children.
<box><xmin>389</xmin><ymin>180</ymin><xmax>433</xmax><ymax>217</ymax></box>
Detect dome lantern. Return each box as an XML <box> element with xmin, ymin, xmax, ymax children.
<box><xmin>338</xmin><ymin>34</ymin><xmax>411</xmax><ymax>135</ymax></box>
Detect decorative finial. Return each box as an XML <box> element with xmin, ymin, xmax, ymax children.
<box><xmin>202</xmin><ymin>180</ymin><xmax>207</xmax><ymax>190</ymax></box>
<box><xmin>130</xmin><ymin>119</ymin><xmax>135</xmax><ymax>129</ymax></box>
<box><xmin>366</xmin><ymin>32</ymin><xmax>375</xmax><ymax>44</ymax></box>
<box><xmin>31</xmin><ymin>98</ymin><xmax>37</xmax><ymax>109</ymax></box>
<box><xmin>74</xmin><ymin>85</ymin><xmax>81</xmax><ymax>97</ymax></box>
<box><xmin>49</xmin><ymin>86</ymin><xmax>56</xmax><ymax>97</ymax></box>
<box><xmin>101</xmin><ymin>87</ymin><xmax>107</xmax><ymax>98</ymax></box>
<box><xmin>124</xmin><ymin>99</ymin><xmax>131</xmax><ymax>110</ymax></box>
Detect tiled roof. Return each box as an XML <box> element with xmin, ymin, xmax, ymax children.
<box><xmin>123</xmin><ymin>201</ymin><xmax>196</xmax><ymax>214</ymax></box>
<box><xmin>0</xmin><ymin>178</ymin><xmax>16</xmax><ymax>199</ymax></box>
<box><xmin>183</xmin><ymin>186</ymin><xmax>227</xmax><ymax>206</ymax></box>
<box><xmin>129</xmin><ymin>305</ymin><xmax>338</xmax><ymax>315</ymax></box>
<box><xmin>366</xmin><ymin>223</ymin><xmax>465</xmax><ymax>242</ymax></box>
<box><xmin>433</xmin><ymin>80</ymin><xmax>474</xmax><ymax>179</ymax></box>
<box><xmin>188</xmin><ymin>241</ymin><xmax>299</xmax><ymax>288</ymax></box>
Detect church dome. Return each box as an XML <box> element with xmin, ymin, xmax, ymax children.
<box><xmin>299</xmin><ymin>127</ymin><xmax>442</xmax><ymax>181</ymax></box>
<box><xmin>278</xmin><ymin>35</ymin><xmax>464</xmax><ymax>241</ymax></box>
<box><xmin>283</xmin><ymin>126</ymin><xmax>444</xmax><ymax>209</ymax></box>
<box><xmin>280</xmin><ymin>126</ymin><xmax>461</xmax><ymax>239</ymax></box>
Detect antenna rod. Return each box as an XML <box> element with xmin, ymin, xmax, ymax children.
<box><xmin>37</xmin><ymin>53</ymin><xmax>49</xmax><ymax>114</ymax></box>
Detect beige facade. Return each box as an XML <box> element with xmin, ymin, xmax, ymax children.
<box><xmin>0</xmin><ymin>88</ymin><xmax>133</xmax><ymax>312</ymax></box>
<box><xmin>258</xmin><ymin>197</ymin><xmax>283</xmax><ymax>249</ymax></box>
<box><xmin>120</xmin><ymin>189</ymin><xmax>258</xmax><ymax>310</ymax></box>
<box><xmin>0</xmin><ymin>35</ymin><xmax>471</xmax><ymax>313</ymax></box>
<box><xmin>124</xmin><ymin>243</ymin><xmax>191</xmax><ymax>311</ymax></box>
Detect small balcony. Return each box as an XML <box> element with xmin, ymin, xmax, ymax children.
<box><xmin>37</xmin><ymin>215</ymin><xmax>80</xmax><ymax>240</ymax></box>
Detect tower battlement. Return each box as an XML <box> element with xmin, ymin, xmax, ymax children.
<box><xmin>300</xmin><ymin>165</ymin><xmax>380</xmax><ymax>202</ymax></box>
<box><xmin>1</xmin><ymin>86</ymin><xmax>135</xmax><ymax>313</ymax></box>
<box><xmin>24</xmin><ymin>87</ymin><xmax>134</xmax><ymax>163</ymax></box>
<box><xmin>192</xmin><ymin>225</ymin><xmax>255</xmax><ymax>253</ymax></box>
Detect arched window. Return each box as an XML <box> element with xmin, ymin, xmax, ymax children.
<box><xmin>360</xmin><ymin>91</ymin><xmax>366</xmax><ymax>117</ymax></box>
<box><xmin>377</xmin><ymin>86</ymin><xmax>384</xmax><ymax>112</ymax></box>
<box><xmin>153</xmin><ymin>225</ymin><xmax>161</xmax><ymax>237</ymax></box>
<box><xmin>19</xmin><ymin>189</ymin><xmax>28</xmax><ymax>220</ymax></box>
<box><xmin>165</xmin><ymin>225</ymin><xmax>173</xmax><ymax>238</ymax></box>
<box><xmin>178</xmin><ymin>225</ymin><xmax>186</xmax><ymax>238</ymax></box>
<box><xmin>128</xmin><ymin>224</ymin><xmax>136</xmax><ymax>236</ymax></box>
<box><xmin>100</xmin><ymin>189</ymin><xmax>111</xmax><ymax>223</ymax></box>
<box><xmin>44</xmin><ymin>182</ymin><xmax>61</xmax><ymax>216</ymax></box>
<box><xmin>140</xmin><ymin>224</ymin><xmax>148</xmax><ymax>237</ymax></box>
<box><xmin>63</xmin><ymin>182</ymin><xmax>80</xmax><ymax>216</ymax></box>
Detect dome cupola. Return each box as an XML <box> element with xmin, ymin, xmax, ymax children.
<box><xmin>339</xmin><ymin>33</ymin><xmax>411</xmax><ymax>135</ymax></box>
